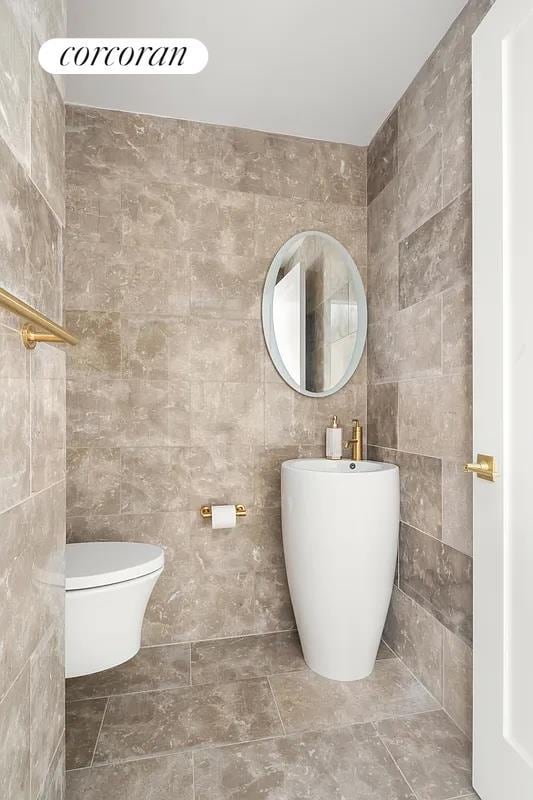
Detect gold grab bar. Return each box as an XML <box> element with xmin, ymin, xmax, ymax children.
<box><xmin>0</xmin><ymin>287</ymin><xmax>79</xmax><ymax>349</ymax></box>
<box><xmin>200</xmin><ymin>504</ymin><xmax>247</xmax><ymax>519</ymax></box>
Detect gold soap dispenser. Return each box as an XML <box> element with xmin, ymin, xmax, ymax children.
<box><xmin>325</xmin><ymin>415</ymin><xmax>343</xmax><ymax>460</ymax></box>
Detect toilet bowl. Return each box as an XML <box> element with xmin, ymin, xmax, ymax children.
<box><xmin>65</xmin><ymin>541</ymin><xmax>164</xmax><ymax>679</ymax></box>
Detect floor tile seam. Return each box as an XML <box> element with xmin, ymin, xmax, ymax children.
<box><xmin>141</xmin><ymin>627</ymin><xmax>297</xmax><ymax>649</ymax></box>
<box><xmin>191</xmin><ymin>665</ymin><xmax>306</xmax><ymax>688</ymax></box>
<box><xmin>373</xmin><ymin>714</ymin><xmax>474</xmax><ymax>800</ymax></box>
<box><xmin>438</xmin><ymin>705</ymin><xmax>473</xmax><ymax>743</ymax></box>
<box><xmin>77</xmin><ymin>718</ymin><xmax>391</xmax><ymax>771</ymax></box>
<box><xmin>90</xmin><ymin>697</ymin><xmax>109</xmax><ymax>767</ymax></box>
<box><xmin>87</xmin><ymin>711</ymin><xmax>448</xmax><ymax>770</ymax></box>
<box><xmin>67</xmin><ymin>696</ymin><xmax>113</xmax><ymax>705</ymax></box>
<box><xmin>67</xmin><ymin>666</ymin><xmax>309</xmax><ymax>703</ymax></box>
<box><xmin>372</xmin><ymin>721</ymin><xmax>421</xmax><ymax>800</ymax></box>
<box><xmin>136</xmin><ymin>641</ymin><xmax>193</xmax><ymax>653</ymax></box>
<box><xmin>266</xmin><ymin>656</ymin><xmax>441</xmax><ymax>709</ymax></box>
<box><xmin>266</xmin><ymin>676</ymin><xmax>286</xmax><ymax>736</ymax></box>
<box><xmin>267</xmin><ymin>657</ymin><xmax>401</xmax><ymax>685</ymax></box>
<box><xmin>445</xmin><ymin>794</ymin><xmax>477</xmax><ymax>800</ymax></box>
<box><xmin>70</xmin><ymin>699</ymin><xmax>444</xmax><ymax>772</ymax></box>
<box><xmin>273</xmin><ymin>706</ymin><xmax>449</xmax><ymax>737</ymax></box>
<box><xmin>66</xmin><ymin>749</ymin><xmax>186</xmax><ymax>774</ymax></box>
<box><xmin>376</xmin><ymin>641</ymin><xmax>444</xmax><ymax>709</ymax></box>
<box><xmin>90</xmin><ymin>732</ymin><xmax>293</xmax><ymax>769</ymax></box>
<box><xmin>66</xmin><ymin>649</ymin><xmax>396</xmax><ymax>704</ymax></box>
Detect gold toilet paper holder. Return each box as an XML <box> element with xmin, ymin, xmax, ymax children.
<box><xmin>200</xmin><ymin>504</ymin><xmax>247</xmax><ymax>520</ymax></box>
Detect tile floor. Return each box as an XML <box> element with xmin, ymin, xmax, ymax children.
<box><xmin>66</xmin><ymin>631</ymin><xmax>478</xmax><ymax>800</ymax></box>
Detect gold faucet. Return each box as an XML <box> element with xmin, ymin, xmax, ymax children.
<box><xmin>344</xmin><ymin>418</ymin><xmax>363</xmax><ymax>461</ymax></box>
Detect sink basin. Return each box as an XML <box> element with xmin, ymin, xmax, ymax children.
<box><xmin>281</xmin><ymin>458</ymin><xmax>400</xmax><ymax>681</ymax></box>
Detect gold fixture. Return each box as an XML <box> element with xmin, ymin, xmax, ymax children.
<box><xmin>0</xmin><ymin>287</ymin><xmax>79</xmax><ymax>350</ymax></box>
<box><xmin>464</xmin><ymin>454</ymin><xmax>498</xmax><ymax>482</ymax></box>
<box><xmin>200</xmin><ymin>504</ymin><xmax>247</xmax><ymax>519</ymax></box>
<box><xmin>344</xmin><ymin>418</ymin><xmax>363</xmax><ymax>461</ymax></box>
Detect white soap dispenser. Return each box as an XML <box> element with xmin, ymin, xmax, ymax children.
<box><xmin>325</xmin><ymin>415</ymin><xmax>343</xmax><ymax>460</ymax></box>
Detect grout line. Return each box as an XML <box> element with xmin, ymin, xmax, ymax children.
<box><xmin>0</xmin><ymin>652</ymin><xmax>30</xmax><ymax>709</ymax></box>
<box><xmin>439</xmin><ymin>703</ymin><xmax>473</xmax><ymax>743</ymax></box>
<box><xmin>399</xmin><ymin>520</ymin><xmax>473</xmax><ymax>560</ymax></box>
<box><xmin>191</xmin><ymin>749</ymin><xmax>195</xmax><ymax>800</ymax></box>
<box><xmin>266</xmin><ymin>676</ymin><xmax>286</xmax><ymax>736</ymax></box>
<box><xmin>0</xmin><ymin>476</ymin><xmax>66</xmax><ymax>518</ymax></box>
<box><xmin>366</xmin><ymin>443</ymin><xmax>445</xmax><ymax>464</ymax></box>
<box><xmin>90</xmin><ymin>697</ymin><xmax>109</xmax><ymax>767</ymax></box>
<box><xmin>29</xmin><ymin>348</ymin><xmax>33</xmax><ymax>496</ymax></box>
<box><xmin>139</xmin><ymin>640</ymin><xmax>194</xmax><ymax>651</ymax></box>
<box><xmin>381</xmin><ymin>633</ymin><xmax>444</xmax><ymax>710</ymax></box>
<box><xmin>66</xmin><ymin>707</ymin><xmax>454</xmax><ymax>775</ymax></box>
<box><xmin>444</xmin><ymin>794</ymin><xmax>477</xmax><ymax>800</ymax></box>
<box><xmin>440</xmin><ymin>124</ymin><xmax>444</xmax><ymax>210</ymax></box>
<box><xmin>373</xmin><ymin>721</ymin><xmax>422</xmax><ymax>800</ymax></box>
<box><xmin>66</xmin><ymin>749</ymin><xmax>187</xmax><ymax>773</ymax></box>
<box><xmin>67</xmin><ymin>683</ymin><xmax>186</xmax><ymax>703</ymax></box>
<box><xmin>0</xmin><ymin>317</ymin><xmax>23</xmax><ymax>335</ymax></box>
<box><xmin>76</xmin><ymin>731</ymin><xmax>298</xmax><ymax>770</ymax></box>
<box><xmin>368</xmin><ymin>364</ymin><xmax>470</xmax><ymax>389</ymax></box>
<box><xmin>28</xmin><ymin>34</ymin><xmax>33</xmax><ymax>185</ymax></box>
<box><xmin>27</xmin><ymin>150</ymin><xmax>66</xmax><ymax>229</ymax></box>
<box><xmin>441</xmin><ymin>621</ymin><xmax>446</xmax><ymax>716</ymax></box>
<box><xmin>66</xmin><ymin>639</ymin><xmax>396</xmax><ymax>703</ymax></box>
<box><xmin>28</xmin><ymin>657</ymin><xmax>34</xmax><ymax>797</ymax></box>
<box><xmin>140</xmin><ymin>627</ymin><xmax>298</xmax><ymax>650</ymax></box>
<box><xmin>67</xmin><ymin>696</ymin><xmax>112</xmax><ymax>706</ymax></box>
<box><xmin>40</xmin><ymin>732</ymin><xmax>64</xmax><ymax>789</ymax></box>
<box><xmin>67</xmin><ymin>664</ymin><xmax>308</xmax><ymax>704</ymax></box>
<box><xmin>65</xmin><ymin>766</ymin><xmax>94</xmax><ymax>774</ymax></box>
<box><xmin>396</xmin><ymin>538</ymin><xmax>401</xmax><ymax>587</ymax></box>
<box><xmin>118</xmin><ymin>446</ymin><xmax>123</xmax><ymax>514</ymax></box>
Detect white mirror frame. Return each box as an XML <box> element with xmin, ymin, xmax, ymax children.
<box><xmin>262</xmin><ymin>231</ymin><xmax>367</xmax><ymax>398</ymax></box>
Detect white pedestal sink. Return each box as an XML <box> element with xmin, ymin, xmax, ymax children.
<box><xmin>281</xmin><ymin>459</ymin><xmax>400</xmax><ymax>681</ymax></box>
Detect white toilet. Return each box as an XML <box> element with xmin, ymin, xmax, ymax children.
<box><xmin>65</xmin><ymin>541</ymin><xmax>164</xmax><ymax>679</ymax></box>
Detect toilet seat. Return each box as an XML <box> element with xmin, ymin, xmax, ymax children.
<box><xmin>66</xmin><ymin>542</ymin><xmax>164</xmax><ymax>591</ymax></box>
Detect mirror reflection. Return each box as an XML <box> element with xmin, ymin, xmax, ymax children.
<box><xmin>262</xmin><ymin>231</ymin><xmax>367</xmax><ymax>397</ymax></box>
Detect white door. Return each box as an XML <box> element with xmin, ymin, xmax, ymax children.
<box><xmin>472</xmin><ymin>0</ymin><xmax>533</xmax><ymax>797</ymax></box>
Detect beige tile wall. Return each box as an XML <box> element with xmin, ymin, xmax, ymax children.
<box><xmin>367</xmin><ymin>0</ymin><xmax>495</xmax><ymax>738</ymax></box>
<box><xmin>0</xmin><ymin>0</ymin><xmax>66</xmax><ymax>796</ymax></box>
<box><xmin>64</xmin><ymin>106</ymin><xmax>367</xmax><ymax>646</ymax></box>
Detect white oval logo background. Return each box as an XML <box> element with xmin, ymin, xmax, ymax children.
<box><xmin>39</xmin><ymin>38</ymin><xmax>208</xmax><ymax>75</ymax></box>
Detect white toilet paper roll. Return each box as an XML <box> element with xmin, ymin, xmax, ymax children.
<box><xmin>211</xmin><ymin>505</ymin><xmax>237</xmax><ymax>529</ymax></box>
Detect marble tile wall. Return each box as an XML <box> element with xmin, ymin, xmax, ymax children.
<box><xmin>366</xmin><ymin>0</ymin><xmax>495</xmax><ymax>738</ymax></box>
<box><xmin>0</xmin><ymin>0</ymin><xmax>66</xmax><ymax>796</ymax></box>
<box><xmin>64</xmin><ymin>106</ymin><xmax>367</xmax><ymax>646</ymax></box>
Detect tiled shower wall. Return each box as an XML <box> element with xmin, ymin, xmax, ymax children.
<box><xmin>64</xmin><ymin>107</ymin><xmax>367</xmax><ymax>645</ymax></box>
<box><xmin>0</xmin><ymin>0</ymin><xmax>66</xmax><ymax>796</ymax></box>
<box><xmin>366</xmin><ymin>0</ymin><xmax>495</xmax><ymax>737</ymax></box>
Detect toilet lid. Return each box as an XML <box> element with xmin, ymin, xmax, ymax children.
<box><xmin>66</xmin><ymin>542</ymin><xmax>164</xmax><ymax>591</ymax></box>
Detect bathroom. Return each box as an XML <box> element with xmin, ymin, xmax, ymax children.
<box><xmin>1</xmin><ymin>0</ymin><xmax>531</xmax><ymax>798</ymax></box>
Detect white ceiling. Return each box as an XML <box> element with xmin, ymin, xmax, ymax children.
<box><xmin>66</xmin><ymin>0</ymin><xmax>468</xmax><ymax>146</ymax></box>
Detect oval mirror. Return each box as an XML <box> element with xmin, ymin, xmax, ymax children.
<box><xmin>262</xmin><ymin>231</ymin><xmax>367</xmax><ymax>397</ymax></box>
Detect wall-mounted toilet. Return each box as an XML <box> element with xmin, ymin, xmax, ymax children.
<box><xmin>65</xmin><ymin>541</ymin><xmax>164</xmax><ymax>679</ymax></box>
